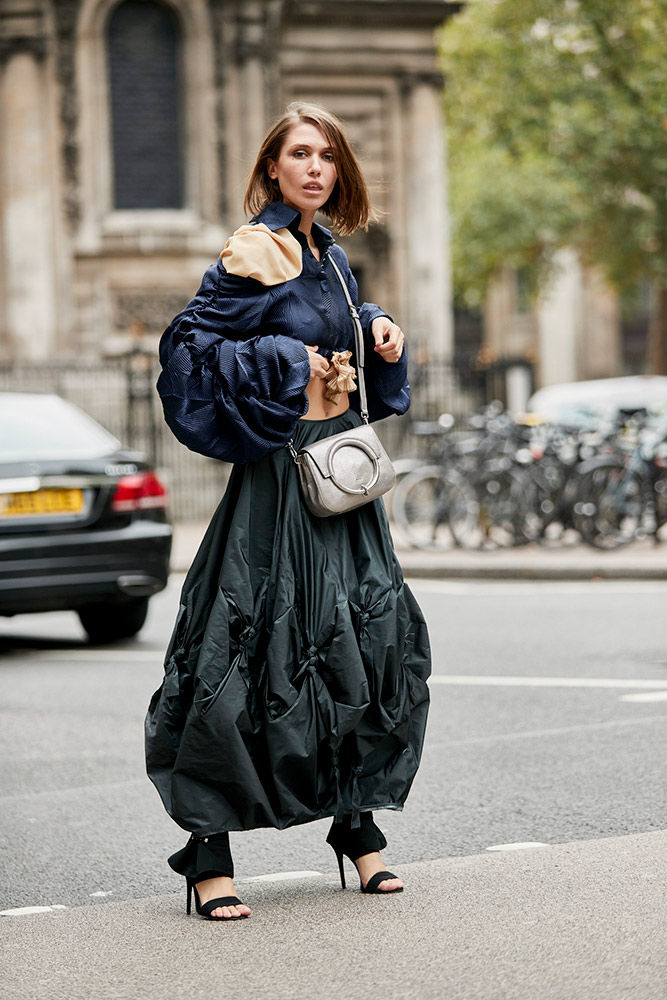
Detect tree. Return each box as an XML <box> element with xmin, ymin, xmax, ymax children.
<box><xmin>440</xmin><ymin>0</ymin><xmax>667</xmax><ymax>371</ymax></box>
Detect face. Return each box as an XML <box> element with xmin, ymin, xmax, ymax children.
<box><xmin>267</xmin><ymin>122</ymin><xmax>338</xmax><ymax>216</ymax></box>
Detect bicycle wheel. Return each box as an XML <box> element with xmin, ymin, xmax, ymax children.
<box><xmin>573</xmin><ymin>461</ymin><xmax>643</xmax><ymax>549</ymax></box>
<box><xmin>462</xmin><ymin>461</ymin><xmax>540</xmax><ymax>549</ymax></box>
<box><xmin>392</xmin><ymin>465</ymin><xmax>464</xmax><ymax>551</ymax></box>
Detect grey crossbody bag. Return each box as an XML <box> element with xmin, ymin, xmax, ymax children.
<box><xmin>287</xmin><ymin>253</ymin><xmax>396</xmax><ymax>517</ymax></box>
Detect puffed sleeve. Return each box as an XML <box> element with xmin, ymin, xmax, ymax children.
<box><xmin>156</xmin><ymin>260</ymin><xmax>311</xmax><ymax>464</ymax></box>
<box><xmin>329</xmin><ymin>246</ymin><xmax>410</xmax><ymax>421</ymax></box>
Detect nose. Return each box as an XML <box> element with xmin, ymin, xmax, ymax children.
<box><xmin>308</xmin><ymin>157</ymin><xmax>322</xmax><ymax>175</ymax></box>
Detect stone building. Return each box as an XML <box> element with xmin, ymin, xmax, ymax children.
<box><xmin>0</xmin><ymin>0</ymin><xmax>455</xmax><ymax>364</ymax></box>
<box><xmin>462</xmin><ymin>251</ymin><xmax>651</xmax><ymax>416</ymax></box>
<box><xmin>481</xmin><ymin>255</ymin><xmax>623</xmax><ymax>399</ymax></box>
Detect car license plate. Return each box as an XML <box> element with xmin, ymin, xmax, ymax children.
<box><xmin>0</xmin><ymin>488</ymin><xmax>84</xmax><ymax>517</ymax></box>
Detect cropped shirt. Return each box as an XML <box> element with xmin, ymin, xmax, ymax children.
<box><xmin>157</xmin><ymin>200</ymin><xmax>410</xmax><ymax>464</ymax></box>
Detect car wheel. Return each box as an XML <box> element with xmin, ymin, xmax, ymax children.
<box><xmin>78</xmin><ymin>597</ymin><xmax>149</xmax><ymax>643</ymax></box>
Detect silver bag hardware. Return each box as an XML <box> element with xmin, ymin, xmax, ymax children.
<box><xmin>287</xmin><ymin>254</ymin><xmax>396</xmax><ymax>517</ymax></box>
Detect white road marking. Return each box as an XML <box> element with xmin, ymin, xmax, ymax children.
<box><xmin>486</xmin><ymin>843</ymin><xmax>550</xmax><ymax>852</ymax></box>
<box><xmin>429</xmin><ymin>675</ymin><xmax>667</xmax><ymax>689</ymax></box>
<box><xmin>241</xmin><ymin>870</ymin><xmax>322</xmax><ymax>883</ymax></box>
<box><xmin>89</xmin><ymin>890</ymin><xmax>113</xmax><ymax>897</ymax></box>
<box><xmin>619</xmin><ymin>691</ymin><xmax>667</xmax><ymax>703</ymax></box>
<box><xmin>409</xmin><ymin>579</ymin><xmax>667</xmax><ymax>595</ymax></box>
<box><xmin>34</xmin><ymin>650</ymin><xmax>162</xmax><ymax>661</ymax></box>
<box><xmin>0</xmin><ymin>905</ymin><xmax>67</xmax><ymax>916</ymax></box>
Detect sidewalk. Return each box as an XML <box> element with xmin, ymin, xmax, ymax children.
<box><xmin>171</xmin><ymin>520</ymin><xmax>667</xmax><ymax>581</ymax></box>
<box><xmin>3</xmin><ymin>830</ymin><xmax>665</xmax><ymax>999</ymax></box>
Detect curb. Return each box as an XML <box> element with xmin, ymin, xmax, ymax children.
<box><xmin>397</xmin><ymin>563</ymin><xmax>667</xmax><ymax>582</ymax></box>
<box><xmin>170</xmin><ymin>522</ymin><xmax>667</xmax><ymax>582</ymax></box>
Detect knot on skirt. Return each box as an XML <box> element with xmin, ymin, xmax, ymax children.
<box><xmin>239</xmin><ymin>625</ymin><xmax>257</xmax><ymax>645</ymax></box>
<box><xmin>304</xmin><ymin>644</ymin><xmax>319</xmax><ymax>673</ymax></box>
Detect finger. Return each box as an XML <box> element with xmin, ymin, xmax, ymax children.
<box><xmin>372</xmin><ymin>323</ymin><xmax>389</xmax><ymax>347</ymax></box>
<box><xmin>309</xmin><ymin>360</ymin><xmax>330</xmax><ymax>379</ymax></box>
<box><xmin>376</xmin><ymin>326</ymin><xmax>399</xmax><ymax>344</ymax></box>
<box><xmin>305</xmin><ymin>344</ymin><xmax>319</xmax><ymax>353</ymax></box>
<box><xmin>376</xmin><ymin>330</ymin><xmax>403</xmax><ymax>354</ymax></box>
<box><xmin>378</xmin><ymin>344</ymin><xmax>403</xmax><ymax>362</ymax></box>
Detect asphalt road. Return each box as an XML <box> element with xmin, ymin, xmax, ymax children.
<box><xmin>1</xmin><ymin>576</ymin><xmax>666</xmax><ymax>998</ymax></box>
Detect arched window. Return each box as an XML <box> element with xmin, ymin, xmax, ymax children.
<box><xmin>107</xmin><ymin>1</ymin><xmax>184</xmax><ymax>209</ymax></box>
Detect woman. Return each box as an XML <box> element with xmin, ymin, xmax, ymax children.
<box><xmin>146</xmin><ymin>102</ymin><xmax>431</xmax><ymax>921</ymax></box>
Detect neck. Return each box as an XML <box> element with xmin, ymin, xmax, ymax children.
<box><xmin>298</xmin><ymin>211</ymin><xmax>316</xmax><ymax>237</ymax></box>
<box><xmin>282</xmin><ymin>199</ymin><xmax>316</xmax><ymax>236</ymax></box>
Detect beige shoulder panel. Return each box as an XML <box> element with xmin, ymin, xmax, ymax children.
<box><xmin>220</xmin><ymin>223</ymin><xmax>302</xmax><ymax>285</ymax></box>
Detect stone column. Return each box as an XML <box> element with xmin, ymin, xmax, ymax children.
<box><xmin>223</xmin><ymin>2</ymin><xmax>273</xmax><ymax>222</ymax></box>
<box><xmin>0</xmin><ymin>43</ymin><xmax>58</xmax><ymax>360</ymax></box>
<box><xmin>537</xmin><ymin>248</ymin><xmax>581</xmax><ymax>386</ymax></box>
<box><xmin>235</xmin><ymin>3</ymin><xmax>270</xmax><ymax>207</ymax></box>
<box><xmin>402</xmin><ymin>74</ymin><xmax>453</xmax><ymax>360</ymax></box>
<box><xmin>579</xmin><ymin>266</ymin><xmax>621</xmax><ymax>380</ymax></box>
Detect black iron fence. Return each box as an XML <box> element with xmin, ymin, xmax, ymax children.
<box><xmin>0</xmin><ymin>355</ymin><xmax>527</xmax><ymax>519</ymax></box>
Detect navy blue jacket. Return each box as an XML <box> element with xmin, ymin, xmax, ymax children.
<box><xmin>157</xmin><ymin>200</ymin><xmax>410</xmax><ymax>464</ymax></box>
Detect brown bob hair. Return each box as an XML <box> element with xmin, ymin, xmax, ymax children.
<box><xmin>244</xmin><ymin>102</ymin><xmax>376</xmax><ymax>237</ymax></box>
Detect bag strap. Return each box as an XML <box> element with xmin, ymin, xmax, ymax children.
<box><xmin>327</xmin><ymin>253</ymin><xmax>369</xmax><ymax>424</ymax></box>
<box><xmin>286</xmin><ymin>250</ymin><xmax>370</xmax><ymax>464</ymax></box>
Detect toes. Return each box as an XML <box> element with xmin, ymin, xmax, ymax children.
<box><xmin>218</xmin><ymin>904</ymin><xmax>251</xmax><ymax>919</ymax></box>
<box><xmin>378</xmin><ymin>878</ymin><xmax>403</xmax><ymax>892</ymax></box>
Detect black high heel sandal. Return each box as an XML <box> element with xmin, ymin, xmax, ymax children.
<box><xmin>326</xmin><ymin>822</ymin><xmax>404</xmax><ymax>894</ymax></box>
<box><xmin>186</xmin><ymin>877</ymin><xmax>249</xmax><ymax>920</ymax></box>
<box><xmin>326</xmin><ymin>813</ymin><xmax>403</xmax><ymax>894</ymax></box>
<box><xmin>329</xmin><ymin>846</ymin><xmax>403</xmax><ymax>893</ymax></box>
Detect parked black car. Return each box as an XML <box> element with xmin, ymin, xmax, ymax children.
<box><xmin>0</xmin><ymin>392</ymin><xmax>172</xmax><ymax>642</ymax></box>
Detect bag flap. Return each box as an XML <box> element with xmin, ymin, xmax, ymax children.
<box><xmin>300</xmin><ymin>445</ymin><xmax>330</xmax><ymax>479</ymax></box>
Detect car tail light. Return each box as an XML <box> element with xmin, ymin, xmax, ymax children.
<box><xmin>111</xmin><ymin>471</ymin><xmax>168</xmax><ymax>512</ymax></box>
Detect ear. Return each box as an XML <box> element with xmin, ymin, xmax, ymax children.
<box><xmin>267</xmin><ymin>159</ymin><xmax>278</xmax><ymax>180</ymax></box>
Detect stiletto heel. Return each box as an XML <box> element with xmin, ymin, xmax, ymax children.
<box><xmin>185</xmin><ymin>876</ymin><xmax>249</xmax><ymax>920</ymax></box>
<box><xmin>334</xmin><ymin>848</ymin><xmax>346</xmax><ymax>889</ymax></box>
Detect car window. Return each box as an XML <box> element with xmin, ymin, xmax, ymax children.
<box><xmin>0</xmin><ymin>394</ymin><xmax>121</xmax><ymax>460</ymax></box>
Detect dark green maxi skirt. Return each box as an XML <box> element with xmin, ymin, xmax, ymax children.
<box><xmin>145</xmin><ymin>410</ymin><xmax>431</xmax><ymax>837</ymax></box>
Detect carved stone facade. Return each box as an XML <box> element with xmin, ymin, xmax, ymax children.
<box><xmin>0</xmin><ymin>0</ymin><xmax>456</xmax><ymax>362</ymax></box>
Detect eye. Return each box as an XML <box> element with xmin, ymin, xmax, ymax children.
<box><xmin>323</xmin><ymin>152</ymin><xmax>335</xmax><ymax>162</ymax></box>
<box><xmin>292</xmin><ymin>149</ymin><xmax>307</xmax><ymax>158</ymax></box>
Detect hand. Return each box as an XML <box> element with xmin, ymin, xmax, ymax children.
<box><xmin>371</xmin><ymin>318</ymin><xmax>404</xmax><ymax>363</ymax></box>
<box><xmin>305</xmin><ymin>345</ymin><xmax>330</xmax><ymax>380</ymax></box>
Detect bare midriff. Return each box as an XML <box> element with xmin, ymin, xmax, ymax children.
<box><xmin>302</xmin><ymin>375</ymin><xmax>350</xmax><ymax>420</ymax></box>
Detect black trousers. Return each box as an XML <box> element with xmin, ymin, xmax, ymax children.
<box><xmin>168</xmin><ymin>812</ymin><xmax>387</xmax><ymax>882</ymax></box>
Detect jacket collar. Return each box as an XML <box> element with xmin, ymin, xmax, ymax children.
<box><xmin>252</xmin><ymin>200</ymin><xmax>335</xmax><ymax>248</ymax></box>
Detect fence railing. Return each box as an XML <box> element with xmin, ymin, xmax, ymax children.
<box><xmin>0</xmin><ymin>355</ymin><xmax>517</xmax><ymax>520</ymax></box>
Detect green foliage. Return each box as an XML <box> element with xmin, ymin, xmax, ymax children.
<box><xmin>440</xmin><ymin>0</ymin><xmax>667</xmax><ymax>303</ymax></box>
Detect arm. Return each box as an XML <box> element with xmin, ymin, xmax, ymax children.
<box><xmin>157</xmin><ymin>260</ymin><xmax>311</xmax><ymax>464</ymax></box>
<box><xmin>330</xmin><ymin>246</ymin><xmax>410</xmax><ymax>421</ymax></box>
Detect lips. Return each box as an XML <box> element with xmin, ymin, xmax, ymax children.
<box><xmin>303</xmin><ymin>183</ymin><xmax>323</xmax><ymax>192</ymax></box>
